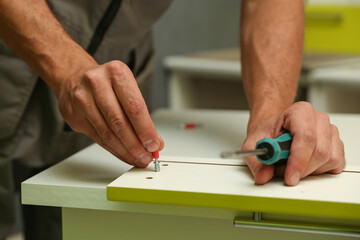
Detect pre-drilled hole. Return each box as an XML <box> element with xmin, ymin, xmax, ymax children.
<box><xmin>162</xmin><ymin>164</ymin><xmax>168</xmax><ymax>166</ymax></box>
<box><xmin>146</xmin><ymin>177</ymin><xmax>153</xmax><ymax>180</ymax></box>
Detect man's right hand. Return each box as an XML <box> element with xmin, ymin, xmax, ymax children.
<box><xmin>58</xmin><ymin>60</ymin><xmax>164</xmax><ymax>167</ymax></box>
<box><xmin>0</xmin><ymin>0</ymin><xmax>163</xmax><ymax>167</ymax></box>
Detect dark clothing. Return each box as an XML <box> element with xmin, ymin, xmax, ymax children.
<box><xmin>0</xmin><ymin>0</ymin><xmax>172</xmax><ymax>239</ymax></box>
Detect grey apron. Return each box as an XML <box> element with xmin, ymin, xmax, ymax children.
<box><xmin>0</xmin><ymin>0</ymin><xmax>172</xmax><ymax>239</ymax></box>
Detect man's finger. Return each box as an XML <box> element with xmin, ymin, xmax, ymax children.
<box><xmin>242</xmin><ymin>139</ymin><xmax>274</xmax><ymax>184</ymax></box>
<box><xmin>302</xmin><ymin>112</ymin><xmax>332</xmax><ymax>177</ymax></box>
<box><xmin>283</xmin><ymin>102</ymin><xmax>317</xmax><ymax>186</ymax></box>
<box><xmin>312</xmin><ymin>125</ymin><xmax>345</xmax><ymax>174</ymax></box>
<box><xmin>73</xmin><ymin>85</ymin><xmax>150</xmax><ymax>166</ymax></box>
<box><xmin>80</xmin><ymin>119</ymin><xmax>137</xmax><ymax>166</ymax></box>
<box><xmin>108</xmin><ymin>61</ymin><xmax>163</xmax><ymax>152</ymax></box>
<box><xmin>84</xmin><ymin>66</ymin><xmax>153</xmax><ymax>165</ymax></box>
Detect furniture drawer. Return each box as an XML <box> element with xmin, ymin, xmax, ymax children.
<box><xmin>305</xmin><ymin>6</ymin><xmax>360</xmax><ymax>53</ymax></box>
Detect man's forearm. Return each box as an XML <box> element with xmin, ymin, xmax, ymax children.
<box><xmin>241</xmin><ymin>0</ymin><xmax>304</xmax><ymax>125</ymax></box>
<box><xmin>0</xmin><ymin>0</ymin><xmax>165</xmax><ymax>167</ymax></box>
<box><xmin>0</xmin><ymin>0</ymin><xmax>96</xmax><ymax>97</ymax></box>
<box><xmin>240</xmin><ymin>1</ymin><xmax>344</xmax><ymax>186</ymax></box>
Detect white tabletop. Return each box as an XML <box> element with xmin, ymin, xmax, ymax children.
<box><xmin>22</xmin><ymin>109</ymin><xmax>360</xmax><ymax>219</ymax></box>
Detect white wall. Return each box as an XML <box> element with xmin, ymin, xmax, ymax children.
<box><xmin>152</xmin><ymin>0</ymin><xmax>241</xmax><ymax>109</ymax></box>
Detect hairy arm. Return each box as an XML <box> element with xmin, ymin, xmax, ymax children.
<box><xmin>0</xmin><ymin>0</ymin><xmax>95</xmax><ymax>95</ymax></box>
<box><xmin>241</xmin><ymin>0</ymin><xmax>303</xmax><ymax>126</ymax></box>
<box><xmin>240</xmin><ymin>0</ymin><xmax>344</xmax><ymax>186</ymax></box>
<box><xmin>0</xmin><ymin>0</ymin><xmax>163</xmax><ymax>167</ymax></box>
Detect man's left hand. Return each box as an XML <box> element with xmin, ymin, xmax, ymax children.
<box><xmin>242</xmin><ymin>101</ymin><xmax>345</xmax><ymax>186</ymax></box>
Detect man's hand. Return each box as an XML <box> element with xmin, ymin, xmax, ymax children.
<box><xmin>0</xmin><ymin>0</ymin><xmax>163</xmax><ymax>167</ymax></box>
<box><xmin>58</xmin><ymin>61</ymin><xmax>164</xmax><ymax>167</ymax></box>
<box><xmin>242</xmin><ymin>102</ymin><xmax>345</xmax><ymax>186</ymax></box>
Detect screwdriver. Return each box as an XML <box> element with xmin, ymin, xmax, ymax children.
<box><xmin>221</xmin><ymin>133</ymin><xmax>293</xmax><ymax>165</ymax></box>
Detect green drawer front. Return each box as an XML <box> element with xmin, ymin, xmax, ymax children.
<box><xmin>305</xmin><ymin>6</ymin><xmax>360</xmax><ymax>54</ymax></box>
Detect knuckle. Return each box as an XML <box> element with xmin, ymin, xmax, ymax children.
<box><xmin>340</xmin><ymin>139</ymin><xmax>345</xmax><ymax>151</ymax></box>
<box><xmin>302</xmin><ymin>129</ymin><xmax>317</xmax><ymax>146</ymax></box>
<box><xmin>73</xmin><ymin>88</ymin><xmax>88</xmax><ymax>106</ymax></box>
<box><xmin>328</xmin><ymin>155</ymin><xmax>343</xmax><ymax>171</ymax></box>
<box><xmin>295</xmin><ymin>101</ymin><xmax>313</xmax><ymax>111</ymax></box>
<box><xmin>331</xmin><ymin>124</ymin><xmax>340</xmax><ymax>135</ymax></box>
<box><xmin>329</xmin><ymin>161</ymin><xmax>345</xmax><ymax>174</ymax></box>
<box><xmin>126</xmin><ymin>98</ymin><xmax>145</xmax><ymax>116</ymax></box>
<box><xmin>330</xmin><ymin>168</ymin><xmax>343</xmax><ymax>174</ymax></box>
<box><xmin>127</xmin><ymin>145</ymin><xmax>144</xmax><ymax>156</ymax></box>
<box><xmin>338</xmin><ymin>159</ymin><xmax>346</xmax><ymax>172</ymax></box>
<box><xmin>109</xmin><ymin>115</ymin><xmax>127</xmax><ymax>134</ymax></box>
<box><xmin>314</xmin><ymin>145</ymin><xmax>331</xmax><ymax>161</ymax></box>
<box><xmin>100</xmin><ymin>130</ymin><xmax>115</xmax><ymax>143</ymax></box>
<box><xmin>241</xmin><ymin>138</ymin><xmax>256</xmax><ymax>151</ymax></box>
<box><xmin>318</xmin><ymin>112</ymin><xmax>330</xmax><ymax>123</ymax></box>
<box><xmin>83</xmin><ymin>70</ymin><xmax>101</xmax><ymax>88</ymax></box>
<box><xmin>106</xmin><ymin>60</ymin><xmax>127</xmax><ymax>74</ymax></box>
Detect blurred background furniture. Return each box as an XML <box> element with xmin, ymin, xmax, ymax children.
<box><xmin>153</xmin><ymin>0</ymin><xmax>360</xmax><ymax>113</ymax></box>
<box><xmin>164</xmin><ymin>49</ymin><xmax>360</xmax><ymax>113</ymax></box>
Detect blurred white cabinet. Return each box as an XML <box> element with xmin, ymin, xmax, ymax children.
<box><xmin>307</xmin><ymin>62</ymin><xmax>360</xmax><ymax>113</ymax></box>
<box><xmin>164</xmin><ymin>48</ymin><xmax>360</xmax><ymax>113</ymax></box>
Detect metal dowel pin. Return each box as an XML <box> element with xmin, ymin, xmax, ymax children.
<box><xmin>153</xmin><ymin>151</ymin><xmax>160</xmax><ymax>172</ymax></box>
<box><xmin>154</xmin><ymin>158</ymin><xmax>160</xmax><ymax>172</ymax></box>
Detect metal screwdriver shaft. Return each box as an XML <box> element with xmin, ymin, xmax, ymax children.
<box><xmin>153</xmin><ymin>151</ymin><xmax>160</xmax><ymax>172</ymax></box>
<box><xmin>221</xmin><ymin>149</ymin><xmax>268</xmax><ymax>159</ymax></box>
<box><xmin>220</xmin><ymin>133</ymin><xmax>293</xmax><ymax>165</ymax></box>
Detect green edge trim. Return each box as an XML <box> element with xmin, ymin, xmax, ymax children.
<box><xmin>107</xmin><ymin>187</ymin><xmax>360</xmax><ymax>221</ymax></box>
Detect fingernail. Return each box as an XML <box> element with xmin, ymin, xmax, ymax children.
<box><xmin>135</xmin><ymin>153</ymin><xmax>153</xmax><ymax>167</ymax></box>
<box><xmin>289</xmin><ymin>172</ymin><xmax>300</xmax><ymax>186</ymax></box>
<box><xmin>144</xmin><ymin>139</ymin><xmax>158</xmax><ymax>152</ymax></box>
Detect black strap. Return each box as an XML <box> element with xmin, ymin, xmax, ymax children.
<box><xmin>64</xmin><ymin>0</ymin><xmax>122</xmax><ymax>132</ymax></box>
<box><xmin>86</xmin><ymin>0</ymin><xmax>123</xmax><ymax>56</ymax></box>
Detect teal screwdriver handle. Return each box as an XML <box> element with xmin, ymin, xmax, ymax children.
<box><xmin>255</xmin><ymin>133</ymin><xmax>293</xmax><ymax>165</ymax></box>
